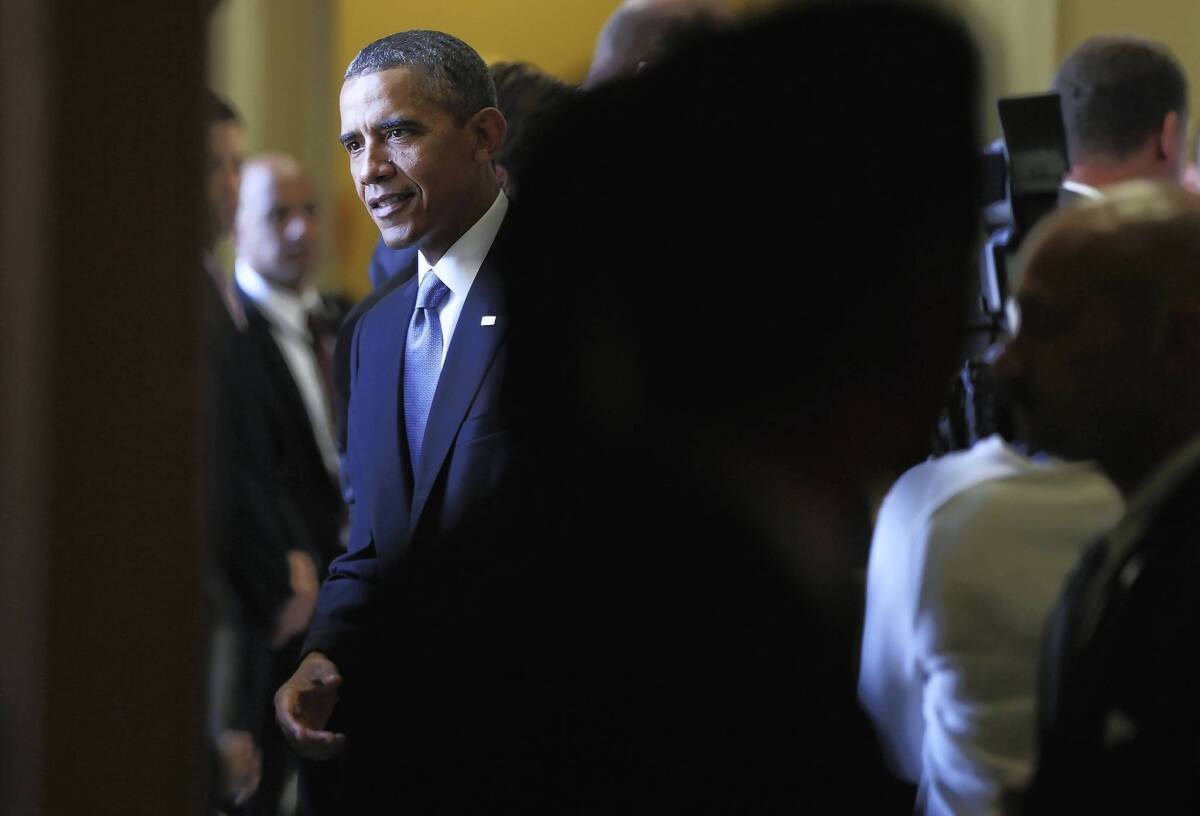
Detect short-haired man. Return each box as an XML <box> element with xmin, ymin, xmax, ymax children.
<box><xmin>1054</xmin><ymin>35</ymin><xmax>1188</xmax><ymax>202</ymax></box>
<box><xmin>274</xmin><ymin>30</ymin><xmax>510</xmax><ymax>809</ymax></box>
<box><xmin>997</xmin><ymin>182</ymin><xmax>1200</xmax><ymax>812</ymax></box>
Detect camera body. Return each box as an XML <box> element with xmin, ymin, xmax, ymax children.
<box><xmin>934</xmin><ymin>93</ymin><xmax>1069</xmax><ymax>454</ymax></box>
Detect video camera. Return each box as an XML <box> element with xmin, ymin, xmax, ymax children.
<box><xmin>934</xmin><ymin>92</ymin><xmax>1069</xmax><ymax>453</ymax></box>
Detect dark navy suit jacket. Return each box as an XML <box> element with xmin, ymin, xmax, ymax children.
<box><xmin>302</xmin><ymin>222</ymin><xmax>512</xmax><ymax>677</ymax></box>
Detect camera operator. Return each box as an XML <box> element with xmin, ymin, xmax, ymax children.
<box><xmin>860</xmin><ymin>34</ymin><xmax>1189</xmax><ymax>816</ymax></box>
<box><xmin>1055</xmin><ymin>35</ymin><xmax>1189</xmax><ymax>202</ymax></box>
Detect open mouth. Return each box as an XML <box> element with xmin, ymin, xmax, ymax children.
<box><xmin>369</xmin><ymin>191</ymin><xmax>415</xmax><ymax>219</ymax></box>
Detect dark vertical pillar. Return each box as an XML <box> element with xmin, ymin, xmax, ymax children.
<box><xmin>1</xmin><ymin>2</ymin><xmax>208</xmax><ymax>813</ymax></box>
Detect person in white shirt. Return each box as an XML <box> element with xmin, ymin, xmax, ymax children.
<box><xmin>860</xmin><ymin>436</ymin><xmax>1122</xmax><ymax>814</ymax></box>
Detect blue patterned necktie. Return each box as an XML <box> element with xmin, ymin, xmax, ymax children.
<box><xmin>404</xmin><ymin>272</ymin><xmax>451</xmax><ymax>470</ymax></box>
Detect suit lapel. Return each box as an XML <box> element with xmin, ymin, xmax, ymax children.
<box><xmin>239</xmin><ymin>291</ymin><xmax>340</xmax><ymax>493</ymax></box>
<box><xmin>363</xmin><ymin>277</ymin><xmax>419</xmax><ymax>552</ymax></box>
<box><xmin>409</xmin><ymin>257</ymin><xmax>507</xmax><ymax>530</ymax></box>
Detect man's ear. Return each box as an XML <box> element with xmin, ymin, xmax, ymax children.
<box><xmin>1157</xmin><ymin>110</ymin><xmax>1183</xmax><ymax>168</ymax></box>
<box><xmin>469</xmin><ymin>107</ymin><xmax>507</xmax><ymax>164</ymax></box>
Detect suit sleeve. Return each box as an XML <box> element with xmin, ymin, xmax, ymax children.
<box><xmin>209</xmin><ymin>296</ymin><xmax>293</xmax><ymax>629</ymax></box>
<box><xmin>301</xmin><ymin>311</ymin><xmax>378</xmax><ymax>677</ymax></box>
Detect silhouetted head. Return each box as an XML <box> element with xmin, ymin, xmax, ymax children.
<box><xmin>512</xmin><ymin>0</ymin><xmax>980</xmax><ymax>483</ymax></box>
<box><xmin>996</xmin><ymin>181</ymin><xmax>1200</xmax><ymax>492</ymax></box>
<box><xmin>488</xmin><ymin>61</ymin><xmax>576</xmax><ymax>197</ymax></box>
<box><xmin>586</xmin><ymin>0</ymin><xmax>733</xmax><ymax>87</ymax></box>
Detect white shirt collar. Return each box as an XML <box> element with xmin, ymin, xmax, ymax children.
<box><xmin>234</xmin><ymin>259</ymin><xmax>321</xmax><ymax>336</ymax></box>
<box><xmin>416</xmin><ymin>190</ymin><xmax>508</xmax><ymax>294</ymax></box>
<box><xmin>1061</xmin><ymin>179</ymin><xmax>1106</xmax><ymax>201</ymax></box>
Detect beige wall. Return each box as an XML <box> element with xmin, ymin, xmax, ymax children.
<box><xmin>947</xmin><ymin>0</ymin><xmax>1059</xmax><ymax>138</ymax></box>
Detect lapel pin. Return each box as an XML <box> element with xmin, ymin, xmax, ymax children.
<box><xmin>481</xmin><ymin>315</ymin><xmax>497</xmax><ymax>326</ymax></box>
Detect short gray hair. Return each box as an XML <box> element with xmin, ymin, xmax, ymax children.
<box><xmin>345</xmin><ymin>30</ymin><xmax>497</xmax><ymax>123</ymax></box>
<box><xmin>1053</xmin><ymin>36</ymin><xmax>1188</xmax><ymax>162</ymax></box>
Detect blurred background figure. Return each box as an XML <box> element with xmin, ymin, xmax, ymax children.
<box><xmin>1054</xmin><ymin>35</ymin><xmax>1189</xmax><ymax>202</ymax></box>
<box><xmin>860</xmin><ymin>439</ymin><xmax>1122</xmax><ymax>815</ymax></box>
<box><xmin>232</xmin><ymin>153</ymin><xmax>348</xmax><ymax>814</ymax></box>
<box><xmin>1002</xmin><ymin>183</ymin><xmax>1200</xmax><ymax>813</ymax></box>
<box><xmin>487</xmin><ymin>61</ymin><xmax>575</xmax><ymax>198</ymax></box>
<box><xmin>203</xmin><ymin>93</ymin><xmax>288</xmax><ymax>814</ymax></box>
<box><xmin>585</xmin><ymin>0</ymin><xmax>733</xmax><ymax>86</ymax></box>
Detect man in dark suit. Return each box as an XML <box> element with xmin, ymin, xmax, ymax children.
<box><xmin>994</xmin><ymin>182</ymin><xmax>1200</xmax><ymax>811</ymax></box>
<box><xmin>332</xmin><ymin>58</ymin><xmax>572</xmax><ymax>495</ymax></box>
<box><xmin>234</xmin><ymin>154</ymin><xmax>348</xmax><ymax>576</ymax></box>
<box><xmin>273</xmin><ymin>30</ymin><xmax>511</xmax><ymax>808</ymax></box>
<box><xmin>232</xmin><ymin>153</ymin><xmax>349</xmax><ymax>813</ymax></box>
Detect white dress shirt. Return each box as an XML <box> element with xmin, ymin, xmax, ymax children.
<box><xmin>859</xmin><ymin>436</ymin><xmax>1123</xmax><ymax>816</ymax></box>
<box><xmin>415</xmin><ymin>190</ymin><xmax>508</xmax><ymax>368</ymax></box>
<box><xmin>235</xmin><ymin>260</ymin><xmax>340</xmax><ymax>477</ymax></box>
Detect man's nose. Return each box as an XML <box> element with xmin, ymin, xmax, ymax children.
<box><xmin>358</xmin><ymin>142</ymin><xmax>394</xmax><ymax>186</ymax></box>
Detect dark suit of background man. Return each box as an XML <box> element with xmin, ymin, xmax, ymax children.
<box><xmin>995</xmin><ymin>184</ymin><xmax>1200</xmax><ymax>812</ymax></box>
<box><xmin>274</xmin><ymin>30</ymin><xmax>512</xmax><ymax>809</ymax></box>
<box><xmin>232</xmin><ymin>154</ymin><xmax>347</xmax><ymax>814</ymax></box>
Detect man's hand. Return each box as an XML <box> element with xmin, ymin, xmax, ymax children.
<box><xmin>272</xmin><ymin>550</ymin><xmax>320</xmax><ymax>649</ymax></box>
<box><xmin>274</xmin><ymin>651</ymin><xmax>347</xmax><ymax>760</ymax></box>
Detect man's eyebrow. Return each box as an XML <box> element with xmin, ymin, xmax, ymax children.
<box><xmin>339</xmin><ymin>117</ymin><xmax>424</xmax><ymax>147</ymax></box>
<box><xmin>374</xmin><ymin>117</ymin><xmax>423</xmax><ymax>133</ymax></box>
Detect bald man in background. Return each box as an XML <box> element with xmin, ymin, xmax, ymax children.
<box><xmin>233</xmin><ymin>154</ymin><xmax>350</xmax><ymax>814</ymax></box>
<box><xmin>994</xmin><ymin>183</ymin><xmax>1200</xmax><ymax>812</ymax></box>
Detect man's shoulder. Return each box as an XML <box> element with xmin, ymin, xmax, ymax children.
<box><xmin>878</xmin><ymin>437</ymin><xmax>1027</xmax><ymax>535</ymax></box>
<box><xmin>356</xmin><ymin>273</ymin><xmax>417</xmax><ymax>333</ymax></box>
<box><xmin>233</xmin><ymin>285</ymin><xmax>271</xmax><ymax>333</ymax></box>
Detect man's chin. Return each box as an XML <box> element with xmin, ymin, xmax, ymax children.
<box><xmin>379</xmin><ymin>223</ymin><xmax>419</xmax><ymax>251</ymax></box>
